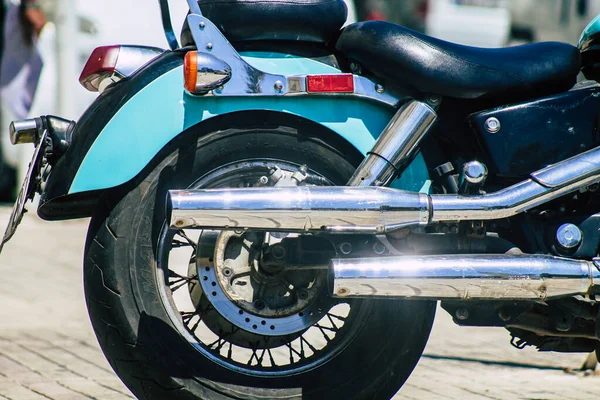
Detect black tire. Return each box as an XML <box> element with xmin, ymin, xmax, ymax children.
<box><xmin>84</xmin><ymin>115</ymin><xmax>436</xmax><ymax>400</ymax></box>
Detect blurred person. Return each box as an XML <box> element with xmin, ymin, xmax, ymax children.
<box><xmin>1</xmin><ymin>0</ymin><xmax>47</xmax><ymax>120</ymax></box>
<box><xmin>354</xmin><ymin>0</ymin><xmax>427</xmax><ymax>32</ymax></box>
<box><xmin>0</xmin><ymin>0</ymin><xmax>46</xmax><ymax>201</ymax></box>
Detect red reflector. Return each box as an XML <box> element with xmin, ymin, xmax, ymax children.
<box><xmin>79</xmin><ymin>46</ymin><xmax>121</xmax><ymax>91</ymax></box>
<box><xmin>307</xmin><ymin>74</ymin><xmax>354</xmax><ymax>93</ymax></box>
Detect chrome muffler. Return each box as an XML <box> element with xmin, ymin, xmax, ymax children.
<box><xmin>168</xmin><ymin>145</ymin><xmax>600</xmax><ymax>232</ymax></box>
<box><xmin>331</xmin><ymin>254</ymin><xmax>600</xmax><ymax>300</ymax></box>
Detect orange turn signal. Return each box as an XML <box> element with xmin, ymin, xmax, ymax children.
<box><xmin>184</xmin><ymin>51</ymin><xmax>198</xmax><ymax>93</ymax></box>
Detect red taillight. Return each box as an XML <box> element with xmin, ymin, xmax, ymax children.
<box><xmin>79</xmin><ymin>45</ymin><xmax>120</xmax><ymax>92</ymax></box>
<box><xmin>306</xmin><ymin>74</ymin><xmax>354</xmax><ymax>93</ymax></box>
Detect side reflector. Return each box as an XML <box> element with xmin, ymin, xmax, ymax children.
<box><xmin>79</xmin><ymin>46</ymin><xmax>120</xmax><ymax>92</ymax></box>
<box><xmin>307</xmin><ymin>74</ymin><xmax>354</xmax><ymax>93</ymax></box>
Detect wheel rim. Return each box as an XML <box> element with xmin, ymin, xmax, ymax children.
<box><xmin>156</xmin><ymin>159</ymin><xmax>373</xmax><ymax>377</ymax></box>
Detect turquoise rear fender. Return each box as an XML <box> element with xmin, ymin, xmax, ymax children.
<box><xmin>69</xmin><ymin>53</ymin><xmax>430</xmax><ymax>195</ymax></box>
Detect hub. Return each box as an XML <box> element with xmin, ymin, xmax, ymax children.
<box><xmin>192</xmin><ymin>230</ymin><xmax>334</xmax><ymax>337</ymax></box>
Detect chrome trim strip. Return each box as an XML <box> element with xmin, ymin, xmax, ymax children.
<box><xmin>331</xmin><ymin>254</ymin><xmax>600</xmax><ymax>300</ymax></box>
<box><xmin>530</xmin><ymin>145</ymin><xmax>600</xmax><ymax>188</ymax></box>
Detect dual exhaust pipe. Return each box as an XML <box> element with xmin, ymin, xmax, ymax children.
<box><xmin>166</xmin><ymin>145</ymin><xmax>600</xmax><ymax>301</ymax></box>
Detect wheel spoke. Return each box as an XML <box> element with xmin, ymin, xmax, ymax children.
<box><xmin>248</xmin><ymin>345</ymin><xmax>265</xmax><ymax>367</ymax></box>
<box><xmin>168</xmin><ymin>270</ymin><xmax>197</xmax><ymax>292</ymax></box>
<box><xmin>314</xmin><ymin>324</ymin><xmax>333</xmax><ymax>342</ymax></box>
<box><xmin>173</xmin><ymin>230</ymin><xmax>197</xmax><ymax>248</ymax></box>
<box><xmin>326</xmin><ymin>314</ymin><xmax>339</xmax><ymax>331</ymax></box>
<box><xmin>300</xmin><ymin>335</ymin><xmax>318</xmax><ymax>354</ymax></box>
<box><xmin>327</xmin><ymin>312</ymin><xmax>347</xmax><ymax>322</ymax></box>
<box><xmin>267</xmin><ymin>349</ymin><xmax>277</xmax><ymax>367</ymax></box>
<box><xmin>207</xmin><ymin>325</ymin><xmax>240</xmax><ymax>351</ymax></box>
<box><xmin>285</xmin><ymin>342</ymin><xmax>305</xmax><ymax>363</ymax></box>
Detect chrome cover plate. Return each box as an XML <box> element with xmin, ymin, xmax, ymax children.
<box><xmin>0</xmin><ymin>130</ymin><xmax>47</xmax><ymax>253</ymax></box>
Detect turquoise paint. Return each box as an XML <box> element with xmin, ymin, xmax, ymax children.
<box><xmin>580</xmin><ymin>14</ymin><xmax>600</xmax><ymax>48</ymax></box>
<box><xmin>70</xmin><ymin>52</ymin><xmax>430</xmax><ymax>194</ymax></box>
<box><xmin>239</xmin><ymin>52</ymin><xmax>340</xmax><ymax>75</ymax></box>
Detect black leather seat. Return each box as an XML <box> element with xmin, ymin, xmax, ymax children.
<box><xmin>336</xmin><ymin>21</ymin><xmax>582</xmax><ymax>99</ymax></box>
<box><xmin>181</xmin><ymin>0</ymin><xmax>347</xmax><ymax>45</ymax></box>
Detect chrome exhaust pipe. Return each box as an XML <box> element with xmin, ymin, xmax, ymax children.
<box><xmin>169</xmin><ymin>186</ymin><xmax>430</xmax><ymax>233</ymax></box>
<box><xmin>168</xmin><ymin>145</ymin><xmax>600</xmax><ymax>232</ymax></box>
<box><xmin>331</xmin><ymin>254</ymin><xmax>600</xmax><ymax>300</ymax></box>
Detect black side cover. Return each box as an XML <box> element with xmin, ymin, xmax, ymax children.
<box><xmin>181</xmin><ymin>0</ymin><xmax>347</xmax><ymax>45</ymax></box>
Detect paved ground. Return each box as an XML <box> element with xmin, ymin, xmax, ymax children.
<box><xmin>1</xmin><ymin>206</ymin><xmax>600</xmax><ymax>399</ymax></box>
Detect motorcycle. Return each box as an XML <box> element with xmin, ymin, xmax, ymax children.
<box><xmin>4</xmin><ymin>0</ymin><xmax>600</xmax><ymax>398</ymax></box>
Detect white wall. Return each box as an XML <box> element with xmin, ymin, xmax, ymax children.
<box><xmin>45</xmin><ymin>0</ymin><xmax>190</xmax><ymax>120</ymax></box>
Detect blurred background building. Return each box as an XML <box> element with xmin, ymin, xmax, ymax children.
<box><xmin>1</xmin><ymin>0</ymin><xmax>599</xmax><ymax>199</ymax></box>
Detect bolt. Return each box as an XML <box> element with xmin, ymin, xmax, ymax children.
<box><xmin>339</xmin><ymin>242</ymin><xmax>352</xmax><ymax>255</ymax></box>
<box><xmin>484</xmin><ymin>117</ymin><xmax>501</xmax><ymax>134</ymax></box>
<box><xmin>274</xmin><ymin>80</ymin><xmax>284</xmax><ymax>92</ymax></box>
<box><xmin>555</xmin><ymin>223</ymin><xmax>583</xmax><ymax>250</ymax></box>
<box><xmin>254</xmin><ymin>300</ymin><xmax>266</xmax><ymax>310</ymax></box>
<box><xmin>199</xmin><ymin>22</ymin><xmax>205</xmax><ymax>29</ymax></box>
<box><xmin>373</xmin><ymin>242</ymin><xmax>386</xmax><ymax>255</ymax></box>
<box><xmin>270</xmin><ymin>245</ymin><xmax>286</xmax><ymax>260</ymax></box>
<box><xmin>455</xmin><ymin>308</ymin><xmax>469</xmax><ymax>321</ymax></box>
<box><xmin>222</xmin><ymin>267</ymin><xmax>233</xmax><ymax>277</ymax></box>
<box><xmin>258</xmin><ymin>176</ymin><xmax>269</xmax><ymax>185</ymax></box>
<box><xmin>206</xmin><ymin>43</ymin><xmax>213</xmax><ymax>50</ymax></box>
<box><xmin>297</xmin><ymin>288</ymin><xmax>309</xmax><ymax>300</ymax></box>
<box><xmin>375</xmin><ymin>84</ymin><xmax>384</xmax><ymax>93</ymax></box>
<box><xmin>498</xmin><ymin>309</ymin><xmax>511</xmax><ymax>322</ymax></box>
<box><xmin>428</xmin><ymin>95</ymin><xmax>441</xmax><ymax>104</ymax></box>
<box><xmin>555</xmin><ymin>315</ymin><xmax>572</xmax><ymax>332</ymax></box>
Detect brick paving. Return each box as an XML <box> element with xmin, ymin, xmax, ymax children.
<box><xmin>1</xmin><ymin>206</ymin><xmax>600</xmax><ymax>399</ymax></box>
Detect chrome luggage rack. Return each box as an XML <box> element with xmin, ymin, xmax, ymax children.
<box><xmin>182</xmin><ymin>0</ymin><xmax>405</xmax><ymax>106</ymax></box>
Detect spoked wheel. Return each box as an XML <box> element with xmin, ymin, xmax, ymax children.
<box><xmin>84</xmin><ymin>119</ymin><xmax>436</xmax><ymax>400</ymax></box>
<box><xmin>161</xmin><ymin>160</ymin><xmax>373</xmax><ymax>376</ymax></box>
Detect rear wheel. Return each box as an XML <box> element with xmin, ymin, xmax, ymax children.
<box><xmin>84</xmin><ymin>118</ymin><xmax>435</xmax><ymax>400</ymax></box>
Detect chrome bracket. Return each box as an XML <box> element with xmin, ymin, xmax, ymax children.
<box><xmin>185</xmin><ymin>14</ymin><xmax>404</xmax><ymax>107</ymax></box>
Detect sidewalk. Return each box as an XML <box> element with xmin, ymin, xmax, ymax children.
<box><xmin>0</xmin><ymin>206</ymin><xmax>599</xmax><ymax>399</ymax></box>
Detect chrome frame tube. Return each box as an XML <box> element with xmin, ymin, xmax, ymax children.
<box><xmin>331</xmin><ymin>254</ymin><xmax>600</xmax><ymax>300</ymax></box>
<box><xmin>347</xmin><ymin>100</ymin><xmax>437</xmax><ymax>186</ymax></box>
<box><xmin>431</xmin><ymin>145</ymin><xmax>600</xmax><ymax>222</ymax></box>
